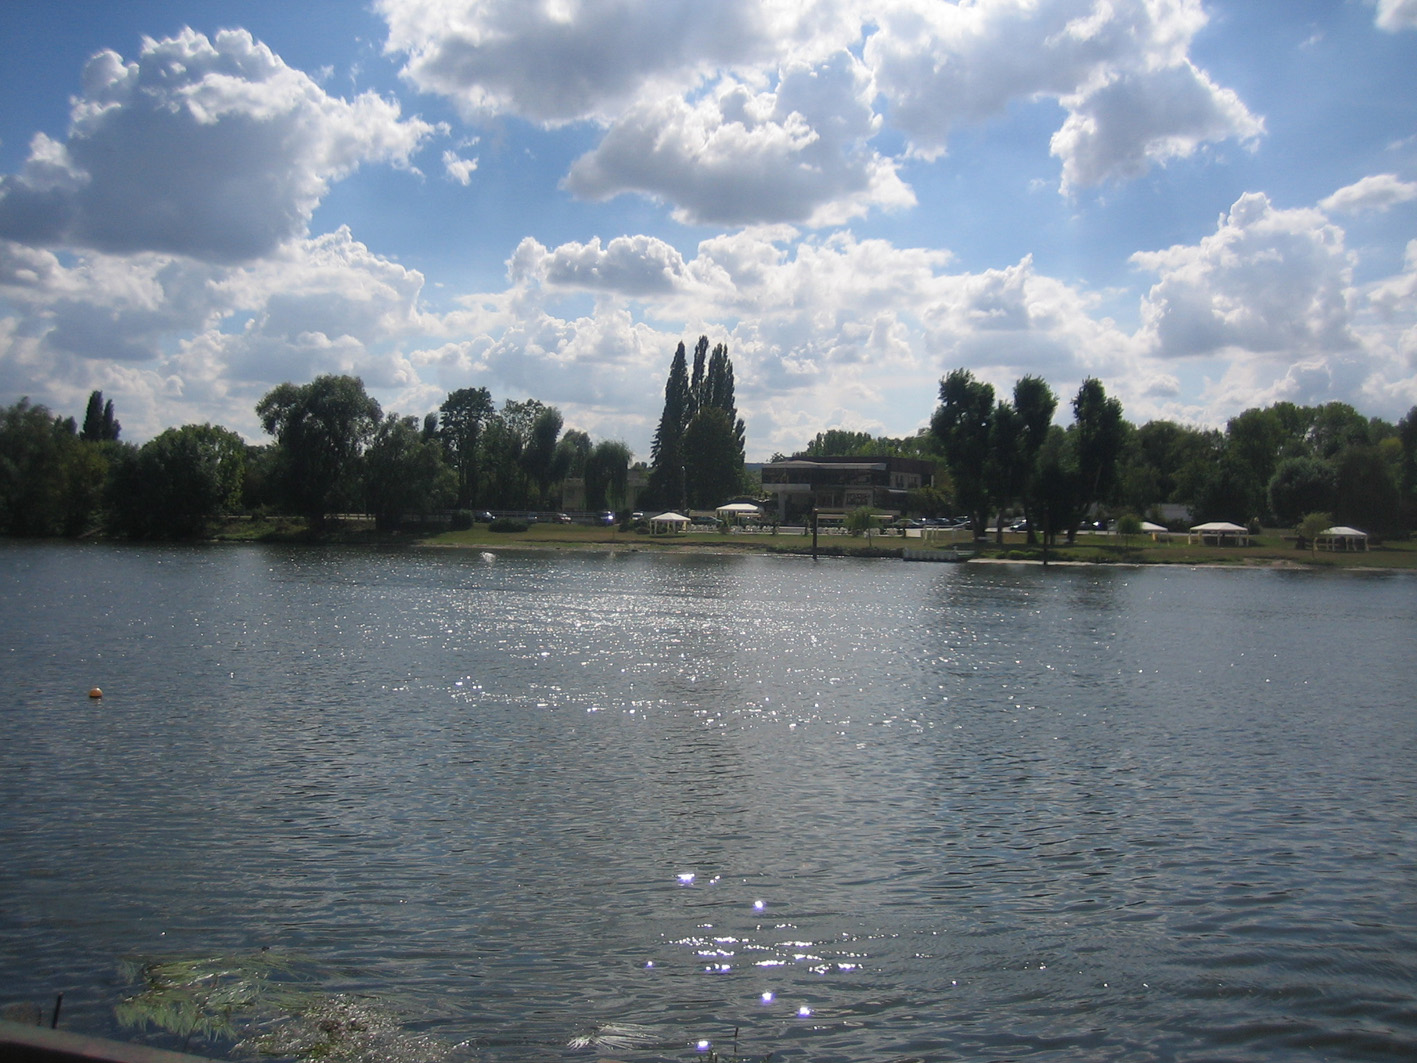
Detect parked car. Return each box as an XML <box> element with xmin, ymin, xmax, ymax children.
<box><xmin>557</xmin><ymin>513</ymin><xmax>572</xmax><ymax>523</ymax></box>
<box><xmin>1009</xmin><ymin>519</ymin><xmax>1030</xmax><ymax>532</ymax></box>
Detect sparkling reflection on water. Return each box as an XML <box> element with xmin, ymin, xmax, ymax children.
<box><xmin>1</xmin><ymin>541</ymin><xmax>1415</xmax><ymax>1062</ymax></box>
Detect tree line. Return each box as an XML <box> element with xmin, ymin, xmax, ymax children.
<box><xmin>797</xmin><ymin>370</ymin><xmax>1417</xmax><ymax>542</ymax></box>
<box><xmin>3</xmin><ymin>353</ymin><xmax>1414</xmax><ymax>540</ymax></box>
<box><xmin>0</xmin><ymin>379</ymin><xmax>635</xmax><ymax>538</ymax></box>
<box><xmin>0</xmin><ymin>336</ymin><xmax>747</xmax><ymax>539</ymax></box>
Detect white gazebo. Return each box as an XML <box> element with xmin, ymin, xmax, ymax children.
<box><xmin>716</xmin><ymin>501</ymin><xmax>761</xmax><ymax>525</ymax></box>
<box><xmin>649</xmin><ymin>511</ymin><xmax>691</xmax><ymax>534</ymax></box>
<box><xmin>1140</xmin><ymin>520</ymin><xmax>1168</xmax><ymax>541</ymax></box>
<box><xmin>1188</xmin><ymin>521</ymin><xmax>1251</xmax><ymax>546</ymax></box>
<box><xmin>1316</xmin><ymin>525</ymin><xmax>1369</xmax><ymax>551</ymax></box>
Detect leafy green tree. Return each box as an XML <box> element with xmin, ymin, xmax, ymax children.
<box><xmin>700</xmin><ymin>341</ymin><xmax>746</xmax><ymax>462</ymax></box>
<box><xmin>556</xmin><ymin>430</ymin><xmax>592</xmax><ymax>480</ymax></box>
<box><xmin>439</xmin><ymin>386</ymin><xmax>494</xmax><ymax>507</ymax></box>
<box><xmin>1192</xmin><ymin>453</ymin><xmax>1256</xmax><ymax>524</ymax></box>
<box><xmin>1267</xmin><ymin>456</ymin><xmax>1336</xmax><ymax>527</ymax></box>
<box><xmin>0</xmin><ymin>399</ymin><xmax>108</xmax><ymax>536</ymax></box>
<box><xmin>1298</xmin><ymin>511</ymin><xmax>1332</xmax><ymax>556</ymax></box>
<box><xmin>906</xmin><ymin>483</ymin><xmax>954</xmax><ymax>519</ymax></box>
<box><xmin>930</xmin><ymin>369</ymin><xmax>995</xmax><ymax>534</ymax></box>
<box><xmin>844</xmin><ymin>505</ymin><xmax>881</xmax><ymax>541</ymax></box>
<box><xmin>364</xmin><ymin>414</ymin><xmax>455</xmax><ymax>531</ymax></box>
<box><xmin>800</xmin><ymin>429</ymin><xmax>875</xmax><ymax>457</ymax></box>
<box><xmin>1132</xmin><ymin>420</ymin><xmax>1217</xmax><ymax>506</ymax></box>
<box><xmin>1398</xmin><ymin>405</ymin><xmax>1417</xmax><ymax>530</ymax></box>
<box><xmin>585</xmin><ymin>440</ymin><xmax>632</xmax><ymax>511</ymax></box>
<box><xmin>1070</xmin><ymin>378</ymin><xmax>1125</xmax><ymax>535</ymax></box>
<box><xmin>109</xmin><ymin>424</ymin><xmax>246</xmax><ymax>538</ymax></box>
<box><xmin>1032</xmin><ymin>425</ymin><xmax>1078</xmax><ymax>547</ymax></box>
<box><xmin>1114</xmin><ymin>512</ymin><xmax>1143</xmax><ymax>543</ymax></box>
<box><xmin>647</xmin><ymin>342</ymin><xmax>692</xmax><ymax>509</ymax></box>
<box><xmin>256</xmin><ymin>375</ymin><xmax>381</xmax><ymax>529</ymax></box>
<box><xmin>1012</xmin><ymin>376</ymin><xmax>1057</xmax><ymax>540</ymax></box>
<box><xmin>1333</xmin><ymin>443</ymin><xmax>1399</xmax><ymax>535</ymax></box>
<box><xmin>80</xmin><ymin>390</ymin><xmax>121</xmax><ymax>442</ymax></box>
<box><xmin>1308</xmin><ymin>402</ymin><xmax>1370</xmax><ymax>458</ymax></box>
<box><xmin>478</xmin><ymin>414</ymin><xmax>524</xmax><ymax>508</ymax></box>
<box><xmin>647</xmin><ymin>337</ymin><xmax>745</xmax><ymax>509</ymax></box>
<box><xmin>985</xmin><ymin>400</ymin><xmax>1022</xmax><ymax>543</ymax></box>
<box><xmin>1226</xmin><ymin>407</ymin><xmax>1289</xmax><ymax>519</ymax></box>
<box><xmin>521</xmin><ymin>405</ymin><xmax>565</xmax><ymax>507</ymax></box>
<box><xmin>682</xmin><ymin>407</ymin><xmax>743</xmax><ymax>508</ymax></box>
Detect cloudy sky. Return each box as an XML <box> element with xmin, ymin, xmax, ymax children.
<box><xmin>2</xmin><ymin>1</ymin><xmax>1415</xmax><ymax>461</ymax></box>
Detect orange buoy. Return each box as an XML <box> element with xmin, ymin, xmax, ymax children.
<box><xmin>88</xmin><ymin>687</ymin><xmax>103</xmax><ymax>699</ymax></box>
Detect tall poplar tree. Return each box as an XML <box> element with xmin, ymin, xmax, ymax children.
<box><xmin>647</xmin><ymin>342</ymin><xmax>691</xmax><ymax>509</ymax></box>
<box><xmin>647</xmin><ymin>337</ymin><xmax>747</xmax><ymax>510</ymax></box>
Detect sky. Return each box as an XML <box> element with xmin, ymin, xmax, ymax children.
<box><xmin>1</xmin><ymin>1</ymin><xmax>1415</xmax><ymax>463</ymax></box>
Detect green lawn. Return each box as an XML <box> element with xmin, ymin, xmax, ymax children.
<box><xmin>967</xmin><ymin>530</ymin><xmax>1417</xmax><ymax>570</ymax></box>
<box><xmin>211</xmin><ymin>516</ymin><xmax>1417</xmax><ymax>570</ymax></box>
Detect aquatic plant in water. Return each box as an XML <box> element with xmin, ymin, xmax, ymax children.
<box><xmin>115</xmin><ymin>951</ymin><xmax>451</xmax><ymax>1063</ymax></box>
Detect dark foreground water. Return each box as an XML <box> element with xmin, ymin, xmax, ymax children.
<box><xmin>1</xmin><ymin>541</ymin><xmax>1414</xmax><ymax>1062</ymax></box>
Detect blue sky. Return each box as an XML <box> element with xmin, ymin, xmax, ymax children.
<box><xmin>1</xmin><ymin>1</ymin><xmax>1415</xmax><ymax>461</ymax></box>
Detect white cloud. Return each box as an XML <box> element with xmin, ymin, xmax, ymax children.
<box><xmin>866</xmin><ymin>0</ymin><xmax>1261</xmax><ymax>190</ymax></box>
<box><xmin>1375</xmin><ymin>0</ymin><xmax>1417</xmax><ymax>32</ymax></box>
<box><xmin>1133</xmin><ymin>192</ymin><xmax>1356</xmax><ymax>360</ymax></box>
<box><xmin>1319</xmin><ymin>173</ymin><xmax>1417</xmax><ymax>214</ymax></box>
<box><xmin>442</xmin><ymin>149</ymin><xmax>479</xmax><ymax>185</ymax></box>
<box><xmin>0</xmin><ymin>28</ymin><xmax>432</xmax><ymax>262</ymax></box>
<box><xmin>380</xmin><ymin>0</ymin><xmax>1258</xmax><ymax>223</ymax></box>
<box><xmin>564</xmin><ymin>53</ymin><xmax>913</xmax><ymax>227</ymax></box>
<box><xmin>510</xmin><ymin>235</ymin><xmax>689</xmax><ymax>296</ymax></box>
<box><xmin>1050</xmin><ymin>61</ymin><xmax>1262</xmax><ymax>192</ymax></box>
<box><xmin>0</xmin><ymin>227</ymin><xmax>433</xmax><ymax>442</ymax></box>
<box><xmin>376</xmin><ymin>0</ymin><xmax>855</xmax><ymax>124</ymax></box>
<box><xmin>1122</xmin><ymin>191</ymin><xmax>1417</xmax><ymax>422</ymax></box>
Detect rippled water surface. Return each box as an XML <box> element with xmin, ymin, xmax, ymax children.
<box><xmin>1</xmin><ymin>541</ymin><xmax>1415</xmax><ymax>1061</ymax></box>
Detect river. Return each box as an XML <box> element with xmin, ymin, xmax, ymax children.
<box><xmin>1</xmin><ymin>541</ymin><xmax>1414</xmax><ymax>1062</ymax></box>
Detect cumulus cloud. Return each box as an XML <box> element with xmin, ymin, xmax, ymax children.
<box><xmin>1133</xmin><ymin>192</ymin><xmax>1357</xmax><ymax>361</ymax></box>
<box><xmin>1050</xmin><ymin>62</ymin><xmax>1262</xmax><ymax>192</ymax></box>
<box><xmin>1320</xmin><ymin>173</ymin><xmax>1417</xmax><ymax>214</ymax></box>
<box><xmin>379</xmin><ymin>0</ymin><xmax>1259</xmax><ymax>223</ymax></box>
<box><xmin>0</xmin><ymin>28</ymin><xmax>432</xmax><ymax>262</ymax></box>
<box><xmin>0</xmin><ymin>227</ymin><xmax>433</xmax><ymax>441</ymax></box>
<box><xmin>866</xmin><ymin>0</ymin><xmax>1261</xmax><ymax>190</ymax></box>
<box><xmin>565</xmin><ymin>53</ymin><xmax>914</xmax><ymax>227</ymax></box>
<box><xmin>376</xmin><ymin>0</ymin><xmax>853</xmax><ymax>124</ymax></box>
<box><xmin>1375</xmin><ymin>0</ymin><xmax>1417</xmax><ymax>31</ymax></box>
<box><xmin>510</xmin><ymin>235</ymin><xmax>689</xmax><ymax>296</ymax></box>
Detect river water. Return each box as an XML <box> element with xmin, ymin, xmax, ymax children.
<box><xmin>0</xmin><ymin>541</ymin><xmax>1414</xmax><ymax>1062</ymax></box>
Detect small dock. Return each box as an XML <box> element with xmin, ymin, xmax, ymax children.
<box><xmin>903</xmin><ymin>548</ymin><xmax>970</xmax><ymax>562</ymax></box>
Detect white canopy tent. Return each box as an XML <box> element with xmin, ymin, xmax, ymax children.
<box><xmin>1140</xmin><ymin>520</ymin><xmax>1168</xmax><ymax>541</ymax></box>
<box><xmin>716</xmin><ymin>502</ymin><xmax>761</xmax><ymax>524</ymax></box>
<box><xmin>1188</xmin><ymin>521</ymin><xmax>1251</xmax><ymax>546</ymax></box>
<box><xmin>1316</xmin><ymin>525</ymin><xmax>1369</xmax><ymax>551</ymax></box>
<box><xmin>649</xmin><ymin>511</ymin><xmax>691</xmax><ymax>534</ymax></box>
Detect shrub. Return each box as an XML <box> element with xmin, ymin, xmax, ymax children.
<box><xmin>450</xmin><ymin>509</ymin><xmax>474</xmax><ymax>531</ymax></box>
<box><xmin>488</xmin><ymin>520</ymin><xmax>528</xmax><ymax>533</ymax></box>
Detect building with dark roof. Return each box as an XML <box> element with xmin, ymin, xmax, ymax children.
<box><xmin>760</xmin><ymin>455</ymin><xmax>936</xmax><ymax>522</ymax></box>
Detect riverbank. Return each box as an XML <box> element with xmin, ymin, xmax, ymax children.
<box><xmin>207</xmin><ymin>518</ymin><xmax>1417</xmax><ymax>570</ymax></box>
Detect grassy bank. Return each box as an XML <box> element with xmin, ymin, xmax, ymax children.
<box><xmin>204</xmin><ymin>516</ymin><xmax>1417</xmax><ymax>570</ymax></box>
<box><xmin>966</xmin><ymin>529</ymin><xmax>1417</xmax><ymax>570</ymax></box>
